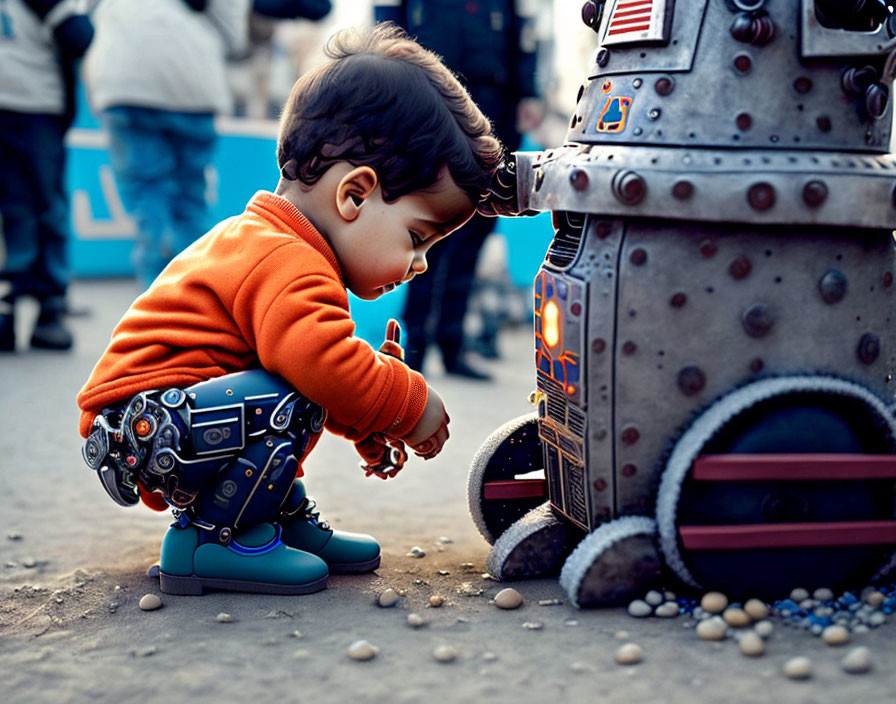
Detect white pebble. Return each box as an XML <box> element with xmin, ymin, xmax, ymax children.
<box><xmin>614</xmin><ymin>630</ymin><xmax>630</xmax><ymax>639</ymax></box>
<box><xmin>664</xmin><ymin>590</ymin><xmax>676</xmax><ymax>601</ymax></box>
<box><xmin>865</xmin><ymin>591</ymin><xmax>885</xmax><ymax>608</ymax></box>
<box><xmin>614</xmin><ymin>643</ymin><xmax>643</xmax><ymax>665</ymax></box>
<box><xmin>494</xmin><ymin>588</ymin><xmax>523</xmax><ymax>609</ymax></box>
<box><xmin>654</xmin><ymin>602</ymin><xmax>679</xmax><ymax>618</ymax></box>
<box><xmin>433</xmin><ymin>644</ymin><xmax>457</xmax><ymax>662</ymax></box>
<box><xmin>347</xmin><ymin>640</ymin><xmax>378</xmax><ymax>661</ymax></box>
<box><xmin>644</xmin><ymin>590</ymin><xmax>664</xmax><ymax>606</ymax></box>
<box><xmin>738</xmin><ymin>632</ymin><xmax>764</xmax><ymax>657</ymax></box>
<box><xmin>790</xmin><ymin>587</ymin><xmax>810</xmax><ymax>602</ymax></box>
<box><xmin>138</xmin><ymin>594</ymin><xmax>162</xmax><ymax>611</ymax></box>
<box><xmin>869</xmin><ymin>612</ymin><xmax>886</xmax><ymax>627</ymax></box>
<box><xmin>783</xmin><ymin>656</ymin><xmax>812</xmax><ymax>680</ymax></box>
<box><xmin>743</xmin><ymin>598</ymin><xmax>769</xmax><ymax>620</ymax></box>
<box><xmin>841</xmin><ymin>646</ymin><xmax>872</xmax><ymax>674</ymax></box>
<box><xmin>696</xmin><ymin>616</ymin><xmax>727</xmax><ymax>641</ymax></box>
<box><xmin>377</xmin><ymin>588</ymin><xmax>400</xmax><ymax>607</ymax></box>
<box><xmin>822</xmin><ymin>625</ymin><xmax>850</xmax><ymax>646</ymax></box>
<box><xmin>700</xmin><ymin>592</ymin><xmax>728</xmax><ymax>614</ymax></box>
<box><xmin>722</xmin><ymin>607</ymin><xmax>751</xmax><ymax>628</ymax></box>
<box><xmin>754</xmin><ymin>620</ymin><xmax>774</xmax><ymax>638</ymax></box>
<box><xmin>407</xmin><ymin>546</ymin><xmax>426</xmax><ymax>558</ymax></box>
<box><xmin>407</xmin><ymin>613</ymin><xmax>424</xmax><ymax>628</ymax></box>
<box><xmin>215</xmin><ymin>613</ymin><xmax>233</xmax><ymax>623</ymax></box>
<box><xmin>853</xmin><ymin>624</ymin><xmax>870</xmax><ymax>634</ymax></box>
<box><xmin>522</xmin><ymin>621</ymin><xmax>543</xmax><ymax>630</ymax></box>
<box><xmin>799</xmin><ymin>599</ymin><xmax>816</xmax><ymax>612</ymax></box>
<box><xmin>627</xmin><ymin>599</ymin><xmax>653</xmax><ymax>618</ymax></box>
<box><xmin>813</xmin><ymin>587</ymin><xmax>834</xmax><ymax>602</ymax></box>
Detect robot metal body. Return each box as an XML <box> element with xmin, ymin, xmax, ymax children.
<box><xmin>469</xmin><ymin>0</ymin><xmax>896</xmax><ymax>605</ymax></box>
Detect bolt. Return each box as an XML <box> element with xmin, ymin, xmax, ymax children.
<box><xmin>747</xmin><ymin>182</ymin><xmax>776</xmax><ymax>211</ymax></box>
<box><xmin>741</xmin><ymin>303</ymin><xmax>775</xmax><ymax>338</ymax></box>
<box><xmin>802</xmin><ymin>180</ymin><xmax>828</xmax><ymax>208</ymax></box>
<box><xmin>736</xmin><ymin>113</ymin><xmax>753</xmax><ymax>131</ymax></box>
<box><xmin>818</xmin><ymin>269</ymin><xmax>848</xmax><ymax>304</ymax></box>
<box><xmin>672</xmin><ymin>180</ymin><xmax>694</xmax><ymax>199</ymax></box>
<box><xmin>612</xmin><ymin>170</ymin><xmax>647</xmax><ymax>205</ymax></box>
<box><xmin>670</xmin><ymin>292</ymin><xmax>687</xmax><ymax>308</ymax></box>
<box><xmin>570</xmin><ymin>168</ymin><xmax>589</xmax><ymax>191</ymax></box>
<box><xmin>677</xmin><ymin>366</ymin><xmax>706</xmax><ymax>396</ymax></box>
<box><xmin>622</xmin><ymin>341</ymin><xmax>637</xmax><ymax>355</ymax></box>
<box><xmin>728</xmin><ymin>256</ymin><xmax>752</xmax><ymax>280</ymax></box>
<box><xmin>630</xmin><ymin>248</ymin><xmax>647</xmax><ymax>266</ymax></box>
<box><xmin>621</xmin><ymin>427</ymin><xmax>640</xmax><ymax>445</ymax></box>
<box><xmin>793</xmin><ymin>77</ymin><xmax>813</xmax><ymax>94</ymax></box>
<box><xmin>654</xmin><ymin>76</ymin><xmax>674</xmax><ymax>96</ymax></box>
<box><xmin>857</xmin><ymin>333</ymin><xmax>880</xmax><ymax>365</ymax></box>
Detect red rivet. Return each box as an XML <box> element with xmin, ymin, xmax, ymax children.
<box><xmin>622</xmin><ymin>341</ymin><xmax>637</xmax><ymax>355</ymax></box>
<box><xmin>593</xmin><ymin>338</ymin><xmax>606</xmax><ymax>353</ymax></box>
<box><xmin>672</xmin><ymin>180</ymin><xmax>694</xmax><ymax>199</ymax></box>
<box><xmin>747</xmin><ymin>182</ymin><xmax>776</xmax><ymax>211</ymax></box>
<box><xmin>570</xmin><ymin>168</ymin><xmax>589</xmax><ymax>191</ymax></box>
<box><xmin>630</xmin><ymin>248</ymin><xmax>647</xmax><ymax>266</ymax></box>
<box><xmin>750</xmin><ymin>358</ymin><xmax>764</xmax><ymax>373</ymax></box>
<box><xmin>622</xmin><ymin>464</ymin><xmax>637</xmax><ymax>477</ymax></box>
<box><xmin>570</xmin><ymin>301</ymin><xmax>582</xmax><ymax>316</ymax></box>
<box><xmin>621</xmin><ymin>427</ymin><xmax>640</xmax><ymax>445</ymax></box>
<box><xmin>699</xmin><ymin>240</ymin><xmax>717</xmax><ymax>258</ymax></box>
<box><xmin>728</xmin><ymin>255</ymin><xmax>752</xmax><ymax>280</ymax></box>
<box><xmin>593</xmin><ymin>478</ymin><xmax>607</xmax><ymax>492</ymax></box>
<box><xmin>670</xmin><ymin>292</ymin><xmax>687</xmax><ymax>308</ymax></box>
<box><xmin>736</xmin><ymin>113</ymin><xmax>752</xmax><ymax>131</ymax></box>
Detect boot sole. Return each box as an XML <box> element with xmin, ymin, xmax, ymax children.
<box><xmin>328</xmin><ymin>554</ymin><xmax>381</xmax><ymax>574</ymax></box>
<box><xmin>159</xmin><ymin>571</ymin><xmax>327</xmax><ymax>596</ymax></box>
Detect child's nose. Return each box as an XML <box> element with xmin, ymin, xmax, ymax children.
<box><xmin>411</xmin><ymin>251</ymin><xmax>428</xmax><ymax>274</ymax></box>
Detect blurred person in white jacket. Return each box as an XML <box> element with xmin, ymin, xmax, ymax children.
<box><xmin>84</xmin><ymin>0</ymin><xmax>250</xmax><ymax>290</ymax></box>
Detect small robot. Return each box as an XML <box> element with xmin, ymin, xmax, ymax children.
<box><xmin>469</xmin><ymin>0</ymin><xmax>896</xmax><ymax>606</ymax></box>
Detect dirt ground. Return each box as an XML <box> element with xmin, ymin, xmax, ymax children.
<box><xmin>1</xmin><ymin>279</ymin><xmax>894</xmax><ymax>704</ymax></box>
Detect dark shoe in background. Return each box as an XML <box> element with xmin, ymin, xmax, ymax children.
<box><xmin>30</xmin><ymin>298</ymin><xmax>73</xmax><ymax>350</ymax></box>
<box><xmin>0</xmin><ymin>310</ymin><xmax>14</xmax><ymax>352</ymax></box>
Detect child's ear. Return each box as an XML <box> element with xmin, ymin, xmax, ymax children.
<box><xmin>335</xmin><ymin>166</ymin><xmax>378</xmax><ymax>222</ymax></box>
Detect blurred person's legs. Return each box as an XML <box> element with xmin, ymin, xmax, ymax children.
<box><xmin>0</xmin><ymin>109</ymin><xmax>73</xmax><ymax>351</ymax></box>
<box><xmin>103</xmin><ymin>107</ymin><xmax>215</xmax><ymax>290</ymax></box>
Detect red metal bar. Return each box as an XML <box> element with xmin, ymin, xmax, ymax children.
<box><xmin>483</xmin><ymin>479</ymin><xmax>548</xmax><ymax>501</ymax></box>
<box><xmin>679</xmin><ymin>520</ymin><xmax>896</xmax><ymax>550</ymax></box>
<box><xmin>692</xmin><ymin>454</ymin><xmax>896</xmax><ymax>481</ymax></box>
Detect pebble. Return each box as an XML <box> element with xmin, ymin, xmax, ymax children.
<box><xmin>565</xmin><ymin>619</ymin><xmax>579</xmax><ymax>627</ymax></box>
<box><xmin>292</xmin><ymin>630</ymin><xmax>303</xmax><ymax>639</ymax></box>
<box><xmin>407</xmin><ymin>546</ymin><xmax>426</xmax><ymax>558</ymax></box>
<box><xmin>700</xmin><ymin>592</ymin><xmax>728</xmax><ymax>614</ymax></box>
<box><xmin>522</xmin><ymin>621</ymin><xmax>544</xmax><ymax>630</ymax></box>
<box><xmin>292</xmin><ymin>649</ymin><xmax>310</xmax><ymax>659</ymax></box>
<box><xmin>432</xmin><ymin>644</ymin><xmax>457</xmax><ymax>663</ymax></box>
<box><xmin>738</xmin><ymin>632</ymin><xmax>764</xmax><ymax>657</ymax></box>
<box><xmin>783</xmin><ymin>656</ymin><xmax>812</xmax><ymax>680</ymax></box>
<box><xmin>743</xmin><ymin>599</ymin><xmax>769</xmax><ymax>620</ymax></box>
<box><xmin>627</xmin><ymin>599</ymin><xmax>653</xmax><ymax>618</ymax></box>
<box><xmin>22</xmin><ymin>557</ymin><xmax>37</xmax><ymax>568</ymax></box>
<box><xmin>138</xmin><ymin>594</ymin><xmax>162</xmax><ymax>611</ymax></box>
<box><xmin>865</xmin><ymin>591</ymin><xmax>885</xmax><ymax>608</ymax></box>
<box><xmin>722</xmin><ymin>608</ymin><xmax>751</xmax><ymax>628</ymax></box>
<box><xmin>215</xmin><ymin>613</ymin><xmax>233</xmax><ymax>623</ymax></box>
<box><xmin>348</xmin><ymin>640</ymin><xmax>378</xmax><ymax>661</ymax></box>
<box><xmin>538</xmin><ymin>598</ymin><xmax>563</xmax><ymax>606</ymax></box>
<box><xmin>841</xmin><ymin>646</ymin><xmax>872</xmax><ymax>674</ymax></box>
<box><xmin>132</xmin><ymin>645</ymin><xmax>157</xmax><ymax>658</ymax></box>
<box><xmin>7</xmin><ymin>531</ymin><xmax>23</xmax><ymax>541</ymax></box>
<box><xmin>494</xmin><ymin>588</ymin><xmax>523</xmax><ymax>609</ymax></box>
<box><xmin>821</xmin><ymin>625</ymin><xmax>850</xmax><ymax>646</ymax></box>
<box><xmin>614</xmin><ymin>630</ymin><xmax>630</xmax><ymax>639</ymax></box>
<box><xmin>644</xmin><ymin>590</ymin><xmax>664</xmax><ymax>606</ymax></box>
<box><xmin>614</xmin><ymin>643</ymin><xmax>643</xmax><ymax>665</ymax></box>
<box><xmin>654</xmin><ymin>602</ymin><xmax>679</xmax><ymax>618</ymax></box>
<box><xmin>754</xmin><ymin>620</ymin><xmax>774</xmax><ymax>638</ymax></box>
<box><xmin>813</xmin><ymin>587</ymin><xmax>834</xmax><ymax>602</ymax></box>
<box><xmin>869</xmin><ymin>612</ymin><xmax>886</xmax><ymax>627</ymax></box>
<box><xmin>790</xmin><ymin>587</ymin><xmax>810</xmax><ymax>602</ymax></box>
<box><xmin>377</xmin><ymin>588</ymin><xmax>400</xmax><ymax>608</ymax></box>
<box><xmin>407</xmin><ymin>613</ymin><xmax>425</xmax><ymax>628</ymax></box>
<box><xmin>429</xmin><ymin>595</ymin><xmax>444</xmax><ymax>607</ymax></box>
<box><xmin>482</xmin><ymin>651</ymin><xmax>498</xmax><ymax>662</ymax></box>
<box><xmin>696</xmin><ymin>616</ymin><xmax>727</xmax><ymax>641</ymax></box>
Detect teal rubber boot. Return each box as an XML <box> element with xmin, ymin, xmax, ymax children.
<box><xmin>279</xmin><ymin>480</ymin><xmax>381</xmax><ymax>573</ymax></box>
<box><xmin>159</xmin><ymin>523</ymin><xmax>328</xmax><ymax>596</ymax></box>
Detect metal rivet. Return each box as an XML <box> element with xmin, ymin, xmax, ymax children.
<box><xmin>728</xmin><ymin>255</ymin><xmax>752</xmax><ymax>280</ymax></box>
<box><xmin>621</xmin><ymin>464</ymin><xmax>637</xmax><ymax>477</ymax></box>
<box><xmin>622</xmin><ymin>341</ymin><xmax>637</xmax><ymax>355</ymax></box>
<box><xmin>677</xmin><ymin>366</ymin><xmax>706</xmax><ymax>396</ymax></box>
<box><xmin>582</xmin><ymin>0</ymin><xmax>598</xmax><ymax>27</ymax></box>
<box><xmin>670</xmin><ymin>292</ymin><xmax>687</xmax><ymax>308</ymax></box>
<box><xmin>857</xmin><ymin>333</ymin><xmax>880</xmax><ymax>365</ymax></box>
<box><xmin>818</xmin><ymin>269</ymin><xmax>848</xmax><ymax>304</ymax></box>
<box><xmin>802</xmin><ymin>180</ymin><xmax>828</xmax><ymax>207</ymax></box>
<box><xmin>612</xmin><ymin>170</ymin><xmax>647</xmax><ymax>205</ymax></box>
<box><xmin>596</xmin><ymin>48</ymin><xmax>610</xmax><ymax>67</ymax></box>
<box><xmin>596</xmin><ymin>428</ymin><xmax>607</xmax><ymax>440</ymax></box>
<box><xmin>648</xmin><ymin>108</ymin><xmax>662</xmax><ymax>120</ymax></box>
<box><xmin>621</xmin><ymin>427</ymin><xmax>640</xmax><ymax>445</ymax></box>
<box><xmin>793</xmin><ymin>76</ymin><xmax>813</xmax><ymax>94</ymax></box>
<box><xmin>595</xmin><ymin>222</ymin><xmax>612</xmax><ymax>238</ymax></box>
<box><xmin>655</xmin><ymin>76</ymin><xmax>674</xmax><ymax>96</ymax></box>
<box><xmin>632</xmin><ymin>78</ymin><xmax>643</xmax><ymax>89</ymax></box>
<box><xmin>750</xmin><ymin>358</ymin><xmax>764</xmax><ymax>373</ymax></box>
<box><xmin>741</xmin><ymin>303</ymin><xmax>775</xmax><ymax>337</ymax></box>
<box><xmin>672</xmin><ymin>180</ymin><xmax>694</xmax><ymax>199</ymax></box>
<box><xmin>630</xmin><ymin>248</ymin><xmax>647</xmax><ymax>266</ymax></box>
<box><xmin>592</xmin><ymin>338</ymin><xmax>606</xmax><ymax>353</ymax></box>
<box><xmin>816</xmin><ymin>116</ymin><xmax>832</xmax><ymax>132</ymax></box>
<box><xmin>736</xmin><ymin>113</ymin><xmax>752</xmax><ymax>131</ymax></box>
<box><xmin>570</xmin><ymin>301</ymin><xmax>582</xmax><ymax>316</ymax></box>
<box><xmin>570</xmin><ymin>168</ymin><xmax>589</xmax><ymax>191</ymax></box>
<box><xmin>733</xmin><ymin>54</ymin><xmax>752</xmax><ymax>74</ymax></box>
<box><xmin>593</xmin><ymin>478</ymin><xmax>608</xmax><ymax>492</ymax></box>
<box><xmin>699</xmin><ymin>240</ymin><xmax>717</xmax><ymax>258</ymax></box>
<box><xmin>747</xmin><ymin>182</ymin><xmax>776</xmax><ymax>211</ymax></box>
<box><xmin>226</xmin><ymin>389</ymin><xmax>233</xmax><ymax>395</ymax></box>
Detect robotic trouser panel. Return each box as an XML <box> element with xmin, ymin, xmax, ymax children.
<box><xmin>82</xmin><ymin>370</ymin><xmax>326</xmax><ymax>543</ymax></box>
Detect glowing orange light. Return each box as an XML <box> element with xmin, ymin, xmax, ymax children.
<box><xmin>544</xmin><ymin>300</ymin><xmax>561</xmax><ymax>348</ymax></box>
<box><xmin>566</xmin><ymin>385</ymin><xmax>576</xmax><ymax>395</ymax></box>
<box><xmin>135</xmin><ymin>418</ymin><xmax>151</xmax><ymax>436</ymax></box>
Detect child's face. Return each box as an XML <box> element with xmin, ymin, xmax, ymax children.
<box><xmin>333</xmin><ymin>170</ymin><xmax>476</xmax><ymax>301</ymax></box>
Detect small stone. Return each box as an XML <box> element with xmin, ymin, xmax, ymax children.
<box><xmin>215</xmin><ymin>613</ymin><xmax>233</xmax><ymax>623</ymax></box>
<box><xmin>537</xmin><ymin>598</ymin><xmax>563</xmax><ymax>606</ymax></box>
<box><xmin>522</xmin><ymin>621</ymin><xmax>543</xmax><ymax>630</ymax></box>
<box><xmin>654</xmin><ymin>602</ymin><xmax>679</xmax><ymax>618</ymax></box>
<box><xmin>744</xmin><ymin>599</ymin><xmax>769</xmax><ymax>620</ymax></box>
<box><xmin>754</xmin><ymin>620</ymin><xmax>774</xmax><ymax>638</ymax></box>
<box><xmin>570</xmin><ymin>661</ymin><xmax>590</xmax><ymax>674</ymax></box>
<box><xmin>407</xmin><ymin>613</ymin><xmax>425</xmax><ymax>628</ymax></box>
<box><xmin>138</xmin><ymin>594</ymin><xmax>162</xmax><ymax>611</ymax></box>
<box><xmin>429</xmin><ymin>595</ymin><xmax>444</xmax><ymax>607</ymax></box>
<box><xmin>738</xmin><ymin>632</ymin><xmax>764</xmax><ymax>657</ymax></box>
<box><xmin>7</xmin><ymin>531</ymin><xmax>23</xmax><ymax>541</ymax></box>
<box><xmin>433</xmin><ymin>644</ymin><xmax>457</xmax><ymax>662</ymax></box>
<box><xmin>438</xmin><ymin>570</ymin><xmax>450</xmax><ymax>576</ymax></box>
<box><xmin>790</xmin><ymin>587</ymin><xmax>810</xmax><ymax>602</ymax></box>
<box><xmin>644</xmin><ymin>590</ymin><xmax>664</xmax><ymax>606</ymax></box>
<box><xmin>841</xmin><ymin>646</ymin><xmax>872</xmax><ymax>674</ymax></box>
<box><xmin>783</xmin><ymin>656</ymin><xmax>812</xmax><ymax>680</ymax></box>
<box><xmin>664</xmin><ymin>591</ymin><xmax>677</xmax><ymax>601</ymax></box>
<box><xmin>293</xmin><ymin>649</ymin><xmax>310</xmax><ymax>659</ymax></box>
<box><xmin>407</xmin><ymin>546</ymin><xmax>426</xmax><ymax>558</ymax></box>
<box><xmin>869</xmin><ymin>612</ymin><xmax>886</xmax><ymax>627</ymax></box>
<box><xmin>627</xmin><ymin>599</ymin><xmax>653</xmax><ymax>618</ymax></box>
<box><xmin>615</xmin><ymin>643</ymin><xmax>643</xmax><ymax>665</ymax></box>
<box><xmin>614</xmin><ymin>630</ymin><xmax>630</xmax><ymax>639</ymax></box>
<box><xmin>866</xmin><ymin>591</ymin><xmax>885</xmax><ymax>608</ymax></box>
<box><xmin>482</xmin><ymin>651</ymin><xmax>498</xmax><ymax>662</ymax></box>
<box><xmin>700</xmin><ymin>592</ymin><xmax>728</xmax><ymax>614</ymax></box>
<box><xmin>494</xmin><ymin>588</ymin><xmax>523</xmax><ymax>609</ymax></box>
<box><xmin>438</xmin><ymin>536</ymin><xmax>453</xmax><ymax>544</ymax></box>
<box><xmin>377</xmin><ymin>588</ymin><xmax>400</xmax><ymax>607</ymax></box>
<box><xmin>799</xmin><ymin>598</ymin><xmax>816</xmax><ymax>612</ymax></box>
<box><xmin>813</xmin><ymin>587</ymin><xmax>834</xmax><ymax>602</ymax></box>
<box><xmin>132</xmin><ymin>645</ymin><xmax>157</xmax><ymax>658</ymax></box>
<box><xmin>723</xmin><ymin>608</ymin><xmax>751</xmax><ymax>628</ymax></box>
<box><xmin>822</xmin><ymin>625</ymin><xmax>850</xmax><ymax>645</ymax></box>
<box><xmin>853</xmin><ymin>624</ymin><xmax>869</xmax><ymax>634</ymax></box>
<box><xmin>696</xmin><ymin>616</ymin><xmax>727</xmax><ymax>641</ymax></box>
<box><xmin>565</xmin><ymin>619</ymin><xmax>579</xmax><ymax>627</ymax></box>
<box><xmin>22</xmin><ymin>557</ymin><xmax>37</xmax><ymax>568</ymax></box>
<box><xmin>348</xmin><ymin>640</ymin><xmax>378</xmax><ymax>661</ymax></box>
<box><xmin>292</xmin><ymin>630</ymin><xmax>303</xmax><ymax>639</ymax></box>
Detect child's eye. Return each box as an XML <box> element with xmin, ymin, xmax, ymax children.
<box><xmin>408</xmin><ymin>230</ymin><xmax>424</xmax><ymax>247</ymax></box>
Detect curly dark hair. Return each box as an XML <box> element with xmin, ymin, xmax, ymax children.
<box><xmin>277</xmin><ymin>23</ymin><xmax>503</xmax><ymax>203</ymax></box>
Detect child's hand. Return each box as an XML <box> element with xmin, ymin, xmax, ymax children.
<box><xmin>404</xmin><ymin>385</ymin><xmax>450</xmax><ymax>459</ymax></box>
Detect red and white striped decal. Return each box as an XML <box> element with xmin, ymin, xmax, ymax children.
<box><xmin>601</xmin><ymin>0</ymin><xmax>669</xmax><ymax>46</ymax></box>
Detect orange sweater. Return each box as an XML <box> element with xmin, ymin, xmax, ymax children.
<box><xmin>78</xmin><ymin>192</ymin><xmax>428</xmax><ymax>453</ymax></box>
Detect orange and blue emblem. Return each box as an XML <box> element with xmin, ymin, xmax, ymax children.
<box><xmin>596</xmin><ymin>95</ymin><xmax>633</xmax><ymax>133</ymax></box>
